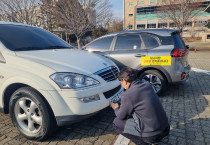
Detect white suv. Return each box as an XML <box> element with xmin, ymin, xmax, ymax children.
<box><xmin>0</xmin><ymin>22</ymin><xmax>122</xmax><ymax>140</ymax></box>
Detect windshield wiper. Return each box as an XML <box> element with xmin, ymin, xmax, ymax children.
<box><xmin>14</xmin><ymin>47</ymin><xmax>43</xmax><ymax>51</ymax></box>
<box><xmin>14</xmin><ymin>46</ymin><xmax>73</xmax><ymax>51</ymax></box>
<box><xmin>44</xmin><ymin>46</ymin><xmax>73</xmax><ymax>49</ymax></box>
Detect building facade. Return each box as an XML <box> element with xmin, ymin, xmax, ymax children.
<box><xmin>123</xmin><ymin>0</ymin><xmax>210</xmax><ymax>38</ymax></box>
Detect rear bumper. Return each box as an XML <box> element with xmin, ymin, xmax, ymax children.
<box><xmin>171</xmin><ymin>65</ymin><xmax>191</xmax><ymax>83</ymax></box>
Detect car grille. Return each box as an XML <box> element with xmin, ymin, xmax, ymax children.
<box><xmin>103</xmin><ymin>85</ymin><xmax>121</xmax><ymax>99</ymax></box>
<box><xmin>94</xmin><ymin>66</ymin><xmax>119</xmax><ymax>82</ymax></box>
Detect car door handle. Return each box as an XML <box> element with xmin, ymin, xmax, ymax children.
<box><xmin>135</xmin><ymin>54</ymin><xmax>146</xmax><ymax>57</ymax></box>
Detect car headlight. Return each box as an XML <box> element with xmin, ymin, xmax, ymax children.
<box><xmin>50</xmin><ymin>73</ymin><xmax>100</xmax><ymax>89</ymax></box>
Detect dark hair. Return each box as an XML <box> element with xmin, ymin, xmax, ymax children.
<box><xmin>118</xmin><ymin>67</ymin><xmax>137</xmax><ymax>83</ymax></box>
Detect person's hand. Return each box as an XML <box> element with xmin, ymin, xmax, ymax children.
<box><xmin>110</xmin><ymin>102</ymin><xmax>119</xmax><ymax>110</ymax></box>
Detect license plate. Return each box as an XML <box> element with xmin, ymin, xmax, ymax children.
<box><xmin>111</xmin><ymin>91</ymin><xmax>123</xmax><ymax>103</ymax></box>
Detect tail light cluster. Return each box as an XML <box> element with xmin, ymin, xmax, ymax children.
<box><xmin>171</xmin><ymin>49</ymin><xmax>188</xmax><ymax>57</ymax></box>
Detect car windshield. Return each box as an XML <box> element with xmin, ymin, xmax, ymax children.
<box><xmin>0</xmin><ymin>24</ymin><xmax>73</xmax><ymax>51</ymax></box>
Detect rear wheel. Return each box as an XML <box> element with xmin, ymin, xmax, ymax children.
<box><xmin>9</xmin><ymin>87</ymin><xmax>57</xmax><ymax>141</ymax></box>
<box><xmin>139</xmin><ymin>70</ymin><xmax>166</xmax><ymax>94</ymax></box>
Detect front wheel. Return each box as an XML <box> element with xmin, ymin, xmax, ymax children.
<box><xmin>9</xmin><ymin>87</ymin><xmax>57</xmax><ymax>141</ymax></box>
<box><xmin>139</xmin><ymin>70</ymin><xmax>167</xmax><ymax>94</ymax></box>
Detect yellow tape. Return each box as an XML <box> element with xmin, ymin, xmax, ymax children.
<box><xmin>141</xmin><ymin>56</ymin><xmax>171</xmax><ymax>66</ymax></box>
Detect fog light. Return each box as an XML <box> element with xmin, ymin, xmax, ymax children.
<box><xmin>80</xmin><ymin>95</ymin><xmax>100</xmax><ymax>103</ymax></box>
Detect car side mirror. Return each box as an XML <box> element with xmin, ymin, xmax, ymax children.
<box><xmin>186</xmin><ymin>45</ymin><xmax>189</xmax><ymax>49</ymax></box>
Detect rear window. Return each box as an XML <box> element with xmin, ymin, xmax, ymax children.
<box><xmin>141</xmin><ymin>34</ymin><xmax>159</xmax><ymax>49</ymax></box>
<box><xmin>173</xmin><ymin>33</ymin><xmax>186</xmax><ymax>49</ymax></box>
<box><xmin>115</xmin><ymin>35</ymin><xmax>142</xmax><ymax>50</ymax></box>
<box><xmin>158</xmin><ymin>36</ymin><xmax>173</xmax><ymax>45</ymax></box>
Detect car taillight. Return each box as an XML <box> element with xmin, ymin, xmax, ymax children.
<box><xmin>171</xmin><ymin>49</ymin><xmax>188</xmax><ymax>57</ymax></box>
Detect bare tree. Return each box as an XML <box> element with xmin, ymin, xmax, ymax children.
<box><xmin>0</xmin><ymin>0</ymin><xmax>41</xmax><ymax>26</ymax></box>
<box><xmin>78</xmin><ymin>0</ymin><xmax>113</xmax><ymax>26</ymax></box>
<box><xmin>53</xmin><ymin>0</ymin><xmax>94</xmax><ymax>49</ymax></box>
<box><xmin>189</xmin><ymin>21</ymin><xmax>208</xmax><ymax>39</ymax></box>
<box><xmin>39</xmin><ymin>0</ymin><xmax>57</xmax><ymax>31</ymax></box>
<box><xmin>106</xmin><ymin>17</ymin><xmax>123</xmax><ymax>33</ymax></box>
<box><xmin>156</xmin><ymin>0</ymin><xmax>204</xmax><ymax>34</ymax></box>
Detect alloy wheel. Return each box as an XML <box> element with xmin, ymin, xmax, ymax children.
<box><xmin>142</xmin><ymin>74</ymin><xmax>162</xmax><ymax>93</ymax></box>
<box><xmin>14</xmin><ymin>97</ymin><xmax>42</xmax><ymax>134</ymax></box>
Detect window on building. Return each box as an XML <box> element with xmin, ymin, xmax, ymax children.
<box><xmin>128</xmin><ymin>25</ymin><xmax>133</xmax><ymax>29</ymax></box>
<box><xmin>200</xmin><ymin>1</ymin><xmax>210</xmax><ymax>9</ymax></box>
<box><xmin>140</xmin><ymin>1</ymin><xmax>144</xmax><ymax>5</ymax></box>
<box><xmin>162</xmin><ymin>0</ymin><xmax>167</xmax><ymax>3</ymax></box>
<box><xmin>86</xmin><ymin>37</ymin><xmax>113</xmax><ymax>51</ymax></box>
<box><xmin>158</xmin><ymin>23</ymin><xmax>167</xmax><ymax>28</ymax></box>
<box><xmin>169</xmin><ymin>23</ymin><xmax>176</xmax><ymax>28</ymax></box>
<box><xmin>141</xmin><ymin>34</ymin><xmax>159</xmax><ymax>49</ymax></box>
<box><xmin>129</xmin><ymin>14</ymin><xmax>133</xmax><ymax>17</ymax></box>
<box><xmin>129</xmin><ymin>2</ymin><xmax>134</xmax><ymax>6</ymax></box>
<box><xmin>184</xmin><ymin>22</ymin><xmax>192</xmax><ymax>27</ymax></box>
<box><xmin>137</xmin><ymin>24</ymin><xmax>145</xmax><ymax>29</ymax></box>
<box><xmin>195</xmin><ymin>20</ymin><xmax>208</xmax><ymax>24</ymax></box>
<box><xmin>147</xmin><ymin>23</ymin><xmax>156</xmax><ymax>28</ymax></box>
<box><xmin>150</xmin><ymin>0</ymin><xmax>155</xmax><ymax>4</ymax></box>
<box><xmin>136</xmin><ymin>6</ymin><xmax>158</xmax><ymax>15</ymax></box>
<box><xmin>115</xmin><ymin>35</ymin><xmax>142</xmax><ymax>50</ymax></box>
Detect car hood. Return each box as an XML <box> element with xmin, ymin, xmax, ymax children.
<box><xmin>15</xmin><ymin>49</ymin><xmax>115</xmax><ymax>75</ymax></box>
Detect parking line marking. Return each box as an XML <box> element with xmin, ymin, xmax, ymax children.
<box><xmin>114</xmin><ymin>135</ymin><xmax>130</xmax><ymax>145</ymax></box>
<box><xmin>192</xmin><ymin>68</ymin><xmax>210</xmax><ymax>75</ymax></box>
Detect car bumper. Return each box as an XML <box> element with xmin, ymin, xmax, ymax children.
<box><xmin>44</xmin><ymin>80</ymin><xmax>123</xmax><ymax>126</ymax></box>
<box><xmin>55</xmin><ymin>111</ymin><xmax>100</xmax><ymax>126</ymax></box>
<box><xmin>171</xmin><ymin>65</ymin><xmax>191</xmax><ymax>83</ymax></box>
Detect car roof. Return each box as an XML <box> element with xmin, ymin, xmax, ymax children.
<box><xmin>0</xmin><ymin>21</ymin><xmax>35</xmax><ymax>27</ymax></box>
<box><xmin>102</xmin><ymin>29</ymin><xmax>179</xmax><ymax>38</ymax></box>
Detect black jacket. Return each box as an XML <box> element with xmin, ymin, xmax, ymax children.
<box><xmin>114</xmin><ymin>80</ymin><xmax>169</xmax><ymax>137</ymax></box>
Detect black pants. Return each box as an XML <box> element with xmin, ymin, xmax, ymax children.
<box><xmin>113</xmin><ymin>118</ymin><xmax>170</xmax><ymax>145</ymax></box>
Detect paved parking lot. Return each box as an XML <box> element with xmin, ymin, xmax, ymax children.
<box><xmin>0</xmin><ymin>51</ymin><xmax>210</xmax><ymax>145</ymax></box>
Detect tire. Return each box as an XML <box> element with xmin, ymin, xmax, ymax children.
<box><xmin>139</xmin><ymin>70</ymin><xmax>167</xmax><ymax>94</ymax></box>
<box><xmin>9</xmin><ymin>87</ymin><xmax>57</xmax><ymax>141</ymax></box>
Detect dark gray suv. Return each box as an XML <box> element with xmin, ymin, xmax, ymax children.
<box><xmin>83</xmin><ymin>29</ymin><xmax>191</xmax><ymax>94</ymax></box>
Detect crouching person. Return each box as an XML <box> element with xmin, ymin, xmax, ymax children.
<box><xmin>110</xmin><ymin>67</ymin><xmax>170</xmax><ymax>145</ymax></box>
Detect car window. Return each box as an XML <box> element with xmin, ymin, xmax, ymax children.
<box><xmin>114</xmin><ymin>35</ymin><xmax>142</xmax><ymax>51</ymax></box>
<box><xmin>173</xmin><ymin>33</ymin><xmax>186</xmax><ymax>49</ymax></box>
<box><xmin>86</xmin><ymin>37</ymin><xmax>113</xmax><ymax>51</ymax></box>
<box><xmin>0</xmin><ymin>24</ymin><xmax>72</xmax><ymax>51</ymax></box>
<box><xmin>158</xmin><ymin>36</ymin><xmax>173</xmax><ymax>45</ymax></box>
<box><xmin>141</xmin><ymin>34</ymin><xmax>160</xmax><ymax>49</ymax></box>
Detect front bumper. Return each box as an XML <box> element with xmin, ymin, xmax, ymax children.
<box><xmin>44</xmin><ymin>80</ymin><xmax>123</xmax><ymax>126</ymax></box>
<box><xmin>55</xmin><ymin>111</ymin><xmax>100</xmax><ymax>126</ymax></box>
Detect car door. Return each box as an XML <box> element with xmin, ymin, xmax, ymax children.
<box><xmin>84</xmin><ymin>36</ymin><xmax>114</xmax><ymax>56</ymax></box>
<box><xmin>108</xmin><ymin>34</ymin><xmax>148</xmax><ymax>70</ymax></box>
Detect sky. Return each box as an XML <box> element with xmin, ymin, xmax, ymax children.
<box><xmin>111</xmin><ymin>0</ymin><xmax>123</xmax><ymax>19</ymax></box>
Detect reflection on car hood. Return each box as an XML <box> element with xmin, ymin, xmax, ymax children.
<box><xmin>15</xmin><ymin>49</ymin><xmax>115</xmax><ymax>75</ymax></box>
